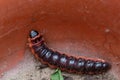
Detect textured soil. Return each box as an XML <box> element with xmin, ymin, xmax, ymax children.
<box><xmin>0</xmin><ymin>49</ymin><xmax>116</xmax><ymax>80</ymax></box>
<box><xmin>0</xmin><ymin>0</ymin><xmax>120</xmax><ymax>80</ymax></box>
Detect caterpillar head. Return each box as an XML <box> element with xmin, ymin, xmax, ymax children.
<box><xmin>29</xmin><ymin>30</ymin><xmax>43</xmax><ymax>45</ymax></box>
<box><xmin>29</xmin><ymin>30</ymin><xmax>39</xmax><ymax>38</ymax></box>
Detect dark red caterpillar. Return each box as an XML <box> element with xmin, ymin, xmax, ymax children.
<box><xmin>28</xmin><ymin>30</ymin><xmax>111</xmax><ymax>74</ymax></box>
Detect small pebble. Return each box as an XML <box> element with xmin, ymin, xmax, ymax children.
<box><xmin>42</xmin><ymin>78</ymin><xmax>47</xmax><ymax>80</ymax></box>
<box><xmin>63</xmin><ymin>75</ymin><xmax>73</xmax><ymax>80</ymax></box>
<box><xmin>36</xmin><ymin>64</ymin><xmax>48</xmax><ymax>70</ymax></box>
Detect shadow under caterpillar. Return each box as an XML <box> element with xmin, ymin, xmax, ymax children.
<box><xmin>28</xmin><ymin>30</ymin><xmax>111</xmax><ymax>74</ymax></box>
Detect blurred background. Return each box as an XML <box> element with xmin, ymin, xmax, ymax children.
<box><xmin>0</xmin><ymin>0</ymin><xmax>120</xmax><ymax>80</ymax></box>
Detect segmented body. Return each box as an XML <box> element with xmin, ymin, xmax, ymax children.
<box><xmin>28</xmin><ymin>30</ymin><xmax>111</xmax><ymax>74</ymax></box>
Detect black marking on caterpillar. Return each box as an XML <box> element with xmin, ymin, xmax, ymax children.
<box><xmin>28</xmin><ymin>30</ymin><xmax>111</xmax><ymax>74</ymax></box>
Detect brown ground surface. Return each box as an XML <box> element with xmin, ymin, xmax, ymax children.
<box><xmin>0</xmin><ymin>50</ymin><xmax>116</xmax><ymax>80</ymax></box>
<box><xmin>0</xmin><ymin>0</ymin><xmax>120</xmax><ymax>80</ymax></box>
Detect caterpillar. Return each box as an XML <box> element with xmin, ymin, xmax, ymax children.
<box><xmin>28</xmin><ymin>30</ymin><xmax>111</xmax><ymax>74</ymax></box>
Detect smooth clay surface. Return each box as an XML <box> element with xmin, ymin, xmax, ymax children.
<box><xmin>0</xmin><ymin>0</ymin><xmax>120</xmax><ymax>80</ymax></box>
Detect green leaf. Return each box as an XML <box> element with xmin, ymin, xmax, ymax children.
<box><xmin>50</xmin><ymin>69</ymin><xmax>64</xmax><ymax>80</ymax></box>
